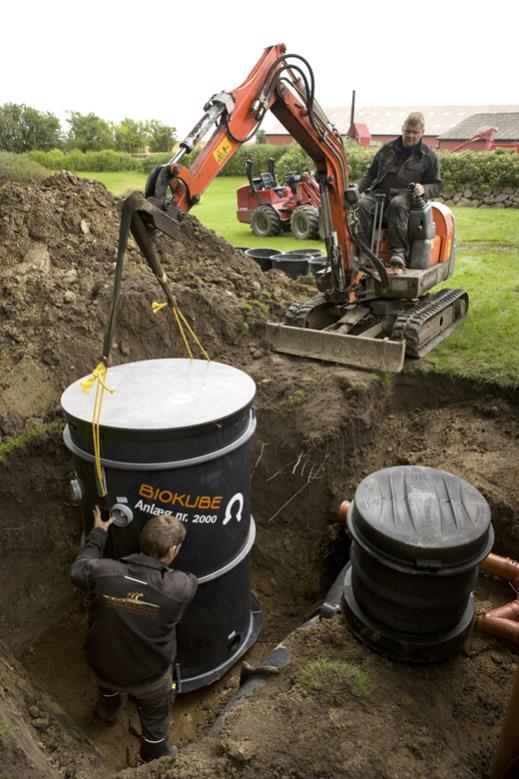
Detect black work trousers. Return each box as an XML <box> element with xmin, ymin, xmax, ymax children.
<box><xmin>97</xmin><ymin>667</ymin><xmax>173</xmax><ymax>744</ymax></box>
<box><xmin>358</xmin><ymin>193</ymin><xmax>412</xmax><ymax>257</ymax></box>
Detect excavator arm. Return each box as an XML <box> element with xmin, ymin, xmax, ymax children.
<box><xmin>138</xmin><ymin>44</ymin><xmax>361</xmax><ymax>302</ymax></box>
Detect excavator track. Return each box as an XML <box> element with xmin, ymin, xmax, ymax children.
<box><xmin>270</xmin><ymin>292</ymin><xmax>406</xmax><ymax>372</ymax></box>
<box><xmin>391</xmin><ymin>288</ymin><xmax>469</xmax><ymax>358</ymax></box>
<box><xmin>284</xmin><ymin>293</ymin><xmax>328</xmax><ymax>327</ymax></box>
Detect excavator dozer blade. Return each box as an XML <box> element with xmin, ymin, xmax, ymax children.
<box><xmin>265</xmin><ymin>323</ymin><xmax>406</xmax><ymax>373</ymax></box>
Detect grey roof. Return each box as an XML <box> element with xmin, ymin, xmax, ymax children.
<box><xmin>263</xmin><ymin>105</ymin><xmax>519</xmax><ymax>137</ymax></box>
<box><xmin>438</xmin><ymin>113</ymin><xmax>519</xmax><ymax>141</ymax></box>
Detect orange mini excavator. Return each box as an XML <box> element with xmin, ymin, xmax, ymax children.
<box><xmin>108</xmin><ymin>44</ymin><xmax>467</xmax><ymax>373</ymax></box>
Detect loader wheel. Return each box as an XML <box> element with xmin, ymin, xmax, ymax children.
<box><xmin>250</xmin><ymin>205</ymin><xmax>282</xmax><ymax>237</ymax></box>
<box><xmin>290</xmin><ymin>205</ymin><xmax>320</xmax><ymax>240</ymax></box>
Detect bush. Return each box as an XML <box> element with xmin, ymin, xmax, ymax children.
<box><xmin>25</xmin><ymin>148</ymin><xmax>139</xmax><ymax>172</ymax></box>
<box><xmin>275</xmin><ymin>144</ymin><xmax>314</xmax><ymax>179</ymax></box>
<box><xmin>139</xmin><ymin>152</ymin><xmax>177</xmax><ymax>174</ymax></box>
<box><xmin>269</xmin><ymin>140</ymin><xmax>379</xmax><ymax>183</ymax></box>
<box><xmin>0</xmin><ymin>151</ymin><xmax>50</xmax><ymax>182</ymax></box>
<box><xmin>343</xmin><ymin>141</ymin><xmax>379</xmax><ymax>182</ymax></box>
<box><xmin>84</xmin><ymin>150</ymin><xmax>136</xmax><ymax>171</ymax></box>
<box><xmin>439</xmin><ymin>148</ymin><xmax>519</xmax><ymax>189</ymax></box>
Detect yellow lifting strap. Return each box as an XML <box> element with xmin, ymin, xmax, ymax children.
<box><xmin>80</xmin><ymin>362</ymin><xmax>115</xmax><ymax>498</ymax></box>
<box><xmin>152</xmin><ymin>301</ymin><xmax>210</xmax><ymax>361</ymax></box>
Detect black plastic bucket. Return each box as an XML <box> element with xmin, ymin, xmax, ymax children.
<box><xmin>245</xmin><ymin>247</ymin><xmax>281</xmax><ymax>271</ymax></box>
<box><xmin>61</xmin><ymin>358</ymin><xmax>262</xmax><ymax>692</ymax></box>
<box><xmin>271</xmin><ymin>253</ymin><xmax>309</xmax><ymax>278</ymax></box>
<box><xmin>342</xmin><ymin>465</ymin><xmax>494</xmax><ymax>663</ymax></box>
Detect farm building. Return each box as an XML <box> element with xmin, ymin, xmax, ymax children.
<box><xmin>264</xmin><ymin>105</ymin><xmax>519</xmax><ymax>148</ymax></box>
<box><xmin>437</xmin><ymin>113</ymin><xmax>519</xmax><ymax>151</ymax></box>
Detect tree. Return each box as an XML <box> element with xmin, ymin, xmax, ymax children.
<box><xmin>0</xmin><ymin>103</ymin><xmax>62</xmax><ymax>152</ymax></box>
<box><xmin>66</xmin><ymin>111</ymin><xmax>113</xmax><ymax>151</ymax></box>
<box><xmin>113</xmin><ymin>118</ymin><xmax>148</xmax><ymax>153</ymax></box>
<box><xmin>146</xmin><ymin>120</ymin><xmax>177</xmax><ymax>153</ymax></box>
<box><xmin>255</xmin><ymin>129</ymin><xmax>267</xmax><ymax>145</ymax></box>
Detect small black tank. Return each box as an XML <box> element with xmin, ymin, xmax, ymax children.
<box><xmin>342</xmin><ymin>465</ymin><xmax>494</xmax><ymax>662</ymax></box>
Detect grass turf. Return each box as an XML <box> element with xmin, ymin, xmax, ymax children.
<box><xmin>79</xmin><ymin>171</ymin><xmax>519</xmax><ymax>388</ymax></box>
<box><xmin>428</xmin><ymin>206</ymin><xmax>519</xmax><ymax>388</ymax></box>
<box><xmin>76</xmin><ymin>170</ymin><xmax>148</xmax><ymax>196</ymax></box>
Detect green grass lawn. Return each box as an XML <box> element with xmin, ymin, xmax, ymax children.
<box><xmin>76</xmin><ymin>170</ymin><xmax>147</xmax><ymax>195</ymax></box>
<box><xmin>81</xmin><ymin>171</ymin><xmax>519</xmax><ymax>387</ymax></box>
<box><xmin>429</xmin><ymin>206</ymin><xmax>519</xmax><ymax>388</ymax></box>
<box><xmin>194</xmin><ymin>177</ymin><xmax>323</xmax><ymax>251</ymax></box>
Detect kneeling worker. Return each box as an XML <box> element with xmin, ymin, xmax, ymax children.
<box><xmin>357</xmin><ymin>111</ymin><xmax>442</xmax><ymax>269</ymax></box>
<box><xmin>70</xmin><ymin>508</ymin><xmax>197</xmax><ymax>763</ymax></box>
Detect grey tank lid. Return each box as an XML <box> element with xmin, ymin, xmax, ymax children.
<box><xmin>348</xmin><ymin>465</ymin><xmax>493</xmax><ymax>569</ymax></box>
<box><xmin>61</xmin><ymin>359</ymin><xmax>256</xmax><ymax>431</ymax></box>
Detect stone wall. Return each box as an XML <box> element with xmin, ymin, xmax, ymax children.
<box><xmin>439</xmin><ymin>186</ymin><xmax>519</xmax><ymax>208</ymax></box>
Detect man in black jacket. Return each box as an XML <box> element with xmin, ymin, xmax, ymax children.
<box><xmin>70</xmin><ymin>508</ymin><xmax>197</xmax><ymax>763</ymax></box>
<box><xmin>357</xmin><ymin>112</ymin><xmax>442</xmax><ymax>269</ymax></box>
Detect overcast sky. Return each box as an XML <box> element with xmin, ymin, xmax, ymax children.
<box><xmin>3</xmin><ymin>0</ymin><xmax>516</xmax><ymax>138</ymax></box>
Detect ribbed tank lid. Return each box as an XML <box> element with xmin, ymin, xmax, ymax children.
<box><xmin>61</xmin><ymin>359</ymin><xmax>256</xmax><ymax>431</ymax></box>
<box><xmin>348</xmin><ymin>466</ymin><xmax>493</xmax><ymax>568</ymax></box>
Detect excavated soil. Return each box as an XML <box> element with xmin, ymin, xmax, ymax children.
<box><xmin>1</xmin><ymin>174</ymin><xmax>519</xmax><ymax>778</ymax></box>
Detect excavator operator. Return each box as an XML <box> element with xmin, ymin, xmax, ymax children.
<box><xmin>356</xmin><ymin>112</ymin><xmax>443</xmax><ymax>270</ymax></box>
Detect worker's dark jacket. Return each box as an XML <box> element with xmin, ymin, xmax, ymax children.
<box><xmin>70</xmin><ymin>528</ymin><xmax>198</xmax><ymax>688</ymax></box>
<box><xmin>358</xmin><ymin>138</ymin><xmax>442</xmax><ymax>200</ymax></box>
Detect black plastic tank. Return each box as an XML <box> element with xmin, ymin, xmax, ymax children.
<box><xmin>342</xmin><ymin>465</ymin><xmax>494</xmax><ymax>663</ymax></box>
<box><xmin>245</xmin><ymin>247</ymin><xmax>281</xmax><ymax>271</ymax></box>
<box><xmin>271</xmin><ymin>253</ymin><xmax>309</xmax><ymax>278</ymax></box>
<box><xmin>61</xmin><ymin>358</ymin><xmax>262</xmax><ymax>692</ymax></box>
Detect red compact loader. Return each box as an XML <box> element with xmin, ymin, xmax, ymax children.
<box><xmin>236</xmin><ymin>157</ymin><xmax>321</xmax><ymax>239</ymax></box>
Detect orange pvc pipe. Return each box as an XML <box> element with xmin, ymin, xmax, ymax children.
<box><xmin>337</xmin><ymin>500</ymin><xmax>351</xmax><ymax>523</ymax></box>
<box><xmin>491</xmin><ymin>665</ymin><xmax>519</xmax><ymax>779</ymax></box>
<box><xmin>477</xmin><ymin>553</ymin><xmax>519</xmax><ymax>775</ymax></box>
<box><xmin>480</xmin><ymin>554</ymin><xmax>519</xmax><ymax>586</ymax></box>
<box><xmin>483</xmin><ymin>601</ymin><xmax>519</xmax><ymax>621</ymax></box>
<box><xmin>476</xmin><ymin>615</ymin><xmax>519</xmax><ymax>644</ymax></box>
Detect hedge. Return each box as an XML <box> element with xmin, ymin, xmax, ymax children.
<box><xmin>27</xmin><ymin>148</ymin><xmax>137</xmax><ymax>172</ymax></box>
<box><xmin>274</xmin><ymin>143</ymin><xmax>519</xmax><ymax>190</ymax></box>
<box><xmin>15</xmin><ymin>142</ymin><xmax>519</xmax><ymax>190</ymax></box>
<box><xmin>439</xmin><ymin>148</ymin><xmax>519</xmax><ymax>189</ymax></box>
<box><xmin>0</xmin><ymin>151</ymin><xmax>50</xmax><ymax>182</ymax></box>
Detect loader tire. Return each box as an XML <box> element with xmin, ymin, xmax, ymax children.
<box><xmin>290</xmin><ymin>205</ymin><xmax>320</xmax><ymax>240</ymax></box>
<box><xmin>250</xmin><ymin>205</ymin><xmax>282</xmax><ymax>237</ymax></box>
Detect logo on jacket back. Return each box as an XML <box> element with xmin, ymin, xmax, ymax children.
<box><xmin>103</xmin><ymin>590</ymin><xmax>160</xmax><ymax>618</ymax></box>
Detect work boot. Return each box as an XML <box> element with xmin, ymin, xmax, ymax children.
<box><xmin>94</xmin><ymin>691</ymin><xmax>128</xmax><ymax>723</ymax></box>
<box><xmin>389</xmin><ymin>251</ymin><xmax>406</xmax><ymax>270</ymax></box>
<box><xmin>139</xmin><ymin>739</ymin><xmax>178</xmax><ymax>763</ymax></box>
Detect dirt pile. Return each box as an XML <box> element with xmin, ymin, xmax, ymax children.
<box><xmin>0</xmin><ymin>172</ymin><xmax>307</xmax><ymax>437</ymax></box>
